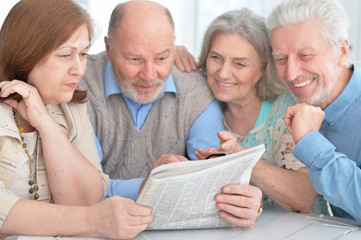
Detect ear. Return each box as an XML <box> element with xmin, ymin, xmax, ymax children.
<box><xmin>104</xmin><ymin>36</ymin><xmax>111</xmax><ymax>62</ymax></box>
<box><xmin>338</xmin><ymin>39</ymin><xmax>349</xmax><ymax>66</ymax></box>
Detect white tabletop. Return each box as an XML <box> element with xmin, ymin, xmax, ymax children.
<box><xmin>7</xmin><ymin>209</ymin><xmax>361</xmax><ymax>240</ymax></box>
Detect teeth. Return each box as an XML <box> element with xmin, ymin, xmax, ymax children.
<box><xmin>218</xmin><ymin>82</ymin><xmax>235</xmax><ymax>87</ymax></box>
<box><xmin>293</xmin><ymin>80</ymin><xmax>312</xmax><ymax>87</ymax></box>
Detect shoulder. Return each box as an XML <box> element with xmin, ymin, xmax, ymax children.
<box><xmin>80</xmin><ymin>51</ymin><xmax>107</xmax><ymax>89</ymax></box>
<box><xmin>86</xmin><ymin>51</ymin><xmax>108</xmax><ymax>67</ymax></box>
<box><xmin>273</xmin><ymin>94</ymin><xmax>295</xmax><ymax>111</ymax></box>
<box><xmin>58</xmin><ymin>102</ymin><xmax>88</xmax><ymax>124</ymax></box>
<box><xmin>171</xmin><ymin>65</ymin><xmax>213</xmax><ymax>98</ymax></box>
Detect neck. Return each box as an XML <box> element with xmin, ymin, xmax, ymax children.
<box><xmin>14</xmin><ymin>110</ymin><xmax>36</xmax><ymax>133</ymax></box>
<box><xmin>224</xmin><ymin>94</ymin><xmax>263</xmax><ymax>118</ymax></box>
<box><xmin>320</xmin><ymin>65</ymin><xmax>352</xmax><ymax>109</ymax></box>
<box><xmin>223</xmin><ymin>95</ymin><xmax>263</xmax><ymax>136</ymax></box>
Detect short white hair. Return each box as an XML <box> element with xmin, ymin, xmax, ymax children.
<box><xmin>266</xmin><ymin>0</ymin><xmax>349</xmax><ymax>49</ymax></box>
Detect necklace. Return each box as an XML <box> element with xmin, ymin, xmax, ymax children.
<box><xmin>13</xmin><ymin>110</ymin><xmax>39</xmax><ymax>200</ymax></box>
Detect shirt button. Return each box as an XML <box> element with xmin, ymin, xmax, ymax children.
<box><xmin>321</xmin><ymin>130</ymin><xmax>325</xmax><ymax>135</ymax></box>
<box><xmin>330</xmin><ymin>120</ymin><xmax>334</xmax><ymax>123</ymax></box>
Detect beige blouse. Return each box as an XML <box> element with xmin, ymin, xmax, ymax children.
<box><xmin>0</xmin><ymin>102</ymin><xmax>109</xmax><ymax>227</ymax></box>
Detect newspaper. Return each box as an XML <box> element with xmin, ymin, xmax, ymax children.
<box><xmin>136</xmin><ymin>144</ymin><xmax>265</xmax><ymax>230</ymax></box>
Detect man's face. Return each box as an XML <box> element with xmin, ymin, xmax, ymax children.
<box><xmin>106</xmin><ymin>21</ymin><xmax>175</xmax><ymax>104</ymax></box>
<box><xmin>271</xmin><ymin>19</ymin><xmax>345</xmax><ymax>108</ymax></box>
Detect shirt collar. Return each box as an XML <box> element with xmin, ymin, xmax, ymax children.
<box><xmin>324</xmin><ymin>65</ymin><xmax>361</xmax><ymax>123</ymax></box>
<box><xmin>103</xmin><ymin>61</ymin><xmax>177</xmax><ymax>100</ymax></box>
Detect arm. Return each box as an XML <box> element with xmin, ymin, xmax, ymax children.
<box><xmin>187</xmin><ymin>99</ymin><xmax>224</xmax><ymax>159</ymax></box>
<box><xmin>197</xmin><ymin>131</ymin><xmax>317</xmax><ymax>213</ymax></box>
<box><xmin>251</xmin><ymin>162</ymin><xmax>316</xmax><ymax>213</ymax></box>
<box><xmin>0</xmin><ymin>80</ymin><xmax>103</xmax><ymax>205</ymax></box>
<box><xmin>251</xmin><ymin>126</ymin><xmax>317</xmax><ymax>213</ymax></box>
<box><xmin>96</xmin><ymin>132</ymin><xmax>189</xmax><ymax>200</ymax></box>
<box><xmin>294</xmin><ymin>131</ymin><xmax>361</xmax><ymax>221</ymax></box>
<box><xmin>0</xmin><ymin>197</ymin><xmax>153</xmax><ymax>239</ymax></box>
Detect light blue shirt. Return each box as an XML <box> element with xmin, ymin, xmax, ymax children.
<box><xmin>293</xmin><ymin>65</ymin><xmax>361</xmax><ymax>221</ymax></box>
<box><xmin>95</xmin><ymin>62</ymin><xmax>224</xmax><ymax>200</ymax></box>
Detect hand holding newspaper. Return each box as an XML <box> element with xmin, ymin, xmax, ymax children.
<box><xmin>136</xmin><ymin>144</ymin><xmax>265</xmax><ymax>230</ymax></box>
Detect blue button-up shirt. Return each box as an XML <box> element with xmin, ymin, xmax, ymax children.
<box><xmin>293</xmin><ymin>65</ymin><xmax>361</xmax><ymax>221</ymax></box>
<box><xmin>95</xmin><ymin>62</ymin><xmax>224</xmax><ymax>200</ymax></box>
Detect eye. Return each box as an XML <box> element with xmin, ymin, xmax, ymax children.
<box><xmin>209</xmin><ymin>55</ymin><xmax>222</xmax><ymax>61</ymax></box>
<box><xmin>59</xmin><ymin>54</ymin><xmax>71</xmax><ymax>58</ymax></box>
<box><xmin>274</xmin><ymin>56</ymin><xmax>287</xmax><ymax>65</ymax></box>
<box><xmin>127</xmin><ymin>57</ymin><xmax>142</xmax><ymax>64</ymax></box>
<box><xmin>80</xmin><ymin>53</ymin><xmax>89</xmax><ymax>58</ymax></box>
<box><xmin>234</xmin><ymin>61</ymin><xmax>246</xmax><ymax>67</ymax></box>
<box><xmin>155</xmin><ymin>56</ymin><xmax>167</xmax><ymax>64</ymax></box>
<box><xmin>299</xmin><ymin>54</ymin><xmax>313</xmax><ymax>61</ymax></box>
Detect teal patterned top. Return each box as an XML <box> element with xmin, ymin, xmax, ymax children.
<box><xmin>224</xmin><ymin>93</ymin><xmax>327</xmax><ymax>214</ymax></box>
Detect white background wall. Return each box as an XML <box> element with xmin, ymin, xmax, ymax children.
<box><xmin>1</xmin><ymin>0</ymin><xmax>360</xmax><ymax>66</ymax></box>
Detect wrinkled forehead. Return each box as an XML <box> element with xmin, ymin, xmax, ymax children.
<box><xmin>270</xmin><ymin>20</ymin><xmax>326</xmax><ymax>54</ymax></box>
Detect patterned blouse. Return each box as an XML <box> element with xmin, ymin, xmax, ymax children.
<box><xmin>224</xmin><ymin>94</ymin><xmax>327</xmax><ymax>214</ymax></box>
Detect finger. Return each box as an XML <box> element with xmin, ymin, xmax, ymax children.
<box><xmin>217</xmin><ymin>131</ymin><xmax>236</xmax><ymax>145</ymax></box>
<box><xmin>2</xmin><ymin>98</ymin><xmax>20</xmax><ymax>109</ymax></box>
<box><xmin>284</xmin><ymin>106</ymin><xmax>295</xmax><ymax>127</ymax></box>
<box><xmin>195</xmin><ymin>150</ymin><xmax>207</xmax><ymax>160</ymax></box>
<box><xmin>218</xmin><ymin>210</ymin><xmax>256</xmax><ymax>227</ymax></box>
<box><xmin>0</xmin><ymin>82</ymin><xmax>17</xmax><ymax>98</ymax></box>
<box><xmin>128</xmin><ymin>204</ymin><xmax>153</xmax><ymax>217</ymax></box>
<box><xmin>184</xmin><ymin>54</ymin><xmax>197</xmax><ymax>72</ymax></box>
<box><xmin>174</xmin><ymin>54</ymin><xmax>185</xmax><ymax>72</ymax></box>
<box><xmin>189</xmin><ymin>55</ymin><xmax>198</xmax><ymax>71</ymax></box>
<box><xmin>217</xmin><ymin>201</ymin><xmax>258</xmax><ymax>219</ymax></box>
<box><xmin>175</xmin><ymin>46</ymin><xmax>196</xmax><ymax>72</ymax></box>
<box><xmin>216</xmin><ymin>193</ymin><xmax>260</xmax><ymax>212</ymax></box>
<box><xmin>222</xmin><ymin>184</ymin><xmax>262</xmax><ymax>198</ymax></box>
<box><xmin>154</xmin><ymin>154</ymin><xmax>188</xmax><ymax>168</ymax></box>
<box><xmin>127</xmin><ymin>214</ymin><xmax>154</xmax><ymax>226</ymax></box>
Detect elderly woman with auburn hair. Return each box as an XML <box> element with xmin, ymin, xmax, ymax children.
<box><xmin>0</xmin><ymin>0</ymin><xmax>152</xmax><ymax>239</ymax></box>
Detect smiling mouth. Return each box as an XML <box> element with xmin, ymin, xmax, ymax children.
<box><xmin>217</xmin><ymin>80</ymin><xmax>236</xmax><ymax>87</ymax></box>
<box><xmin>292</xmin><ymin>79</ymin><xmax>313</xmax><ymax>88</ymax></box>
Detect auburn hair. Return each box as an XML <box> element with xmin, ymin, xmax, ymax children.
<box><xmin>0</xmin><ymin>0</ymin><xmax>93</xmax><ymax>103</ymax></box>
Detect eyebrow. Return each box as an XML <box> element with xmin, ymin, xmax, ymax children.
<box><xmin>124</xmin><ymin>49</ymin><xmax>172</xmax><ymax>57</ymax></box>
<box><xmin>155</xmin><ymin>49</ymin><xmax>171</xmax><ymax>56</ymax></box>
<box><xmin>57</xmin><ymin>44</ymin><xmax>91</xmax><ymax>51</ymax></box>
<box><xmin>209</xmin><ymin>50</ymin><xmax>250</xmax><ymax>61</ymax></box>
<box><xmin>272</xmin><ymin>45</ymin><xmax>312</xmax><ymax>56</ymax></box>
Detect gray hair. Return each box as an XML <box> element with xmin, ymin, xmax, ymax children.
<box><xmin>107</xmin><ymin>2</ymin><xmax>175</xmax><ymax>46</ymax></box>
<box><xmin>198</xmin><ymin>8</ymin><xmax>285</xmax><ymax>101</ymax></box>
<box><xmin>266</xmin><ymin>0</ymin><xmax>350</xmax><ymax>50</ymax></box>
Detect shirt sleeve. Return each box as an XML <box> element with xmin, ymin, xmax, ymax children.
<box><xmin>0</xmin><ymin>185</ymin><xmax>20</xmax><ymax>228</ymax></box>
<box><xmin>186</xmin><ymin>99</ymin><xmax>224</xmax><ymax>160</ymax></box>
<box><xmin>106</xmin><ymin>178</ymin><xmax>145</xmax><ymax>201</ymax></box>
<box><xmin>293</xmin><ymin>130</ymin><xmax>361</xmax><ymax>221</ymax></box>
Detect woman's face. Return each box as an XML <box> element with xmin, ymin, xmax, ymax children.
<box><xmin>28</xmin><ymin>24</ymin><xmax>90</xmax><ymax>104</ymax></box>
<box><xmin>206</xmin><ymin>31</ymin><xmax>264</xmax><ymax>104</ymax></box>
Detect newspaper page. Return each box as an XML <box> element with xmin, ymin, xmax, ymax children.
<box><xmin>136</xmin><ymin>144</ymin><xmax>265</xmax><ymax>230</ymax></box>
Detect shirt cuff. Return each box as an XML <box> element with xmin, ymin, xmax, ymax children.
<box><xmin>106</xmin><ymin>178</ymin><xmax>145</xmax><ymax>201</ymax></box>
<box><xmin>0</xmin><ymin>188</ymin><xmax>21</xmax><ymax>228</ymax></box>
<box><xmin>293</xmin><ymin>130</ymin><xmax>335</xmax><ymax>169</ymax></box>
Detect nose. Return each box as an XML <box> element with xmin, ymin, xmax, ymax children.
<box><xmin>218</xmin><ymin>62</ymin><xmax>232</xmax><ymax>80</ymax></box>
<box><xmin>71</xmin><ymin>56</ymin><xmax>86</xmax><ymax>77</ymax></box>
<box><xmin>286</xmin><ymin>57</ymin><xmax>301</xmax><ymax>81</ymax></box>
<box><xmin>139</xmin><ymin>61</ymin><xmax>157</xmax><ymax>82</ymax></box>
